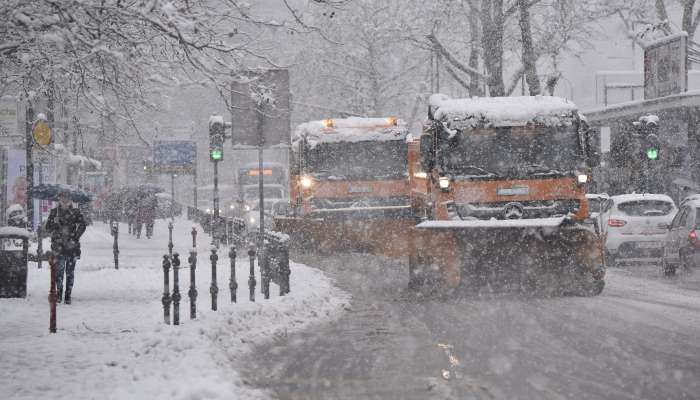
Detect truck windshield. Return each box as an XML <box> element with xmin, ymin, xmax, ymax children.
<box><xmin>439</xmin><ymin>126</ymin><xmax>583</xmax><ymax>178</ymax></box>
<box><xmin>305</xmin><ymin>140</ymin><xmax>407</xmax><ymax>180</ymax></box>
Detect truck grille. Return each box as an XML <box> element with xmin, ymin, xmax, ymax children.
<box><xmin>453</xmin><ymin>199</ymin><xmax>581</xmax><ymax>220</ymax></box>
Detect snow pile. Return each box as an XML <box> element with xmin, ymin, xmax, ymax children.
<box><xmin>6</xmin><ymin>203</ymin><xmax>25</xmax><ymax>214</ymax></box>
<box><xmin>417</xmin><ymin>216</ymin><xmax>566</xmax><ymax>229</ymax></box>
<box><xmin>429</xmin><ymin>94</ymin><xmax>578</xmax><ymax>129</ymax></box>
<box><xmin>53</xmin><ymin>144</ymin><xmax>102</xmax><ymax>170</ymax></box>
<box><xmin>293</xmin><ymin>117</ymin><xmax>408</xmax><ymax>148</ymax></box>
<box><xmin>208</xmin><ymin>115</ymin><xmax>225</xmax><ymax>128</ymax></box>
<box><xmin>0</xmin><ymin>218</ymin><xmax>349</xmax><ymax>400</ymax></box>
<box><xmin>0</xmin><ymin>226</ymin><xmax>33</xmax><ymax>238</ymax></box>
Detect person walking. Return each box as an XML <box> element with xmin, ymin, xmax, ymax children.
<box><xmin>144</xmin><ymin>194</ymin><xmax>157</xmax><ymax>239</ymax></box>
<box><xmin>45</xmin><ymin>191</ymin><xmax>87</xmax><ymax>304</ymax></box>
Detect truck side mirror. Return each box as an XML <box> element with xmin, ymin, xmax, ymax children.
<box><xmin>585</xmin><ymin>128</ymin><xmax>601</xmax><ymax>168</ymax></box>
<box><xmin>420</xmin><ymin>134</ymin><xmax>434</xmax><ymax>172</ymax></box>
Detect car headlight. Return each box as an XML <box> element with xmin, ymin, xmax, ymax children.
<box><xmin>439</xmin><ymin>177</ymin><xmax>450</xmax><ymax>190</ymax></box>
<box><xmin>244</xmin><ymin>204</ymin><xmax>251</xmax><ymax>211</ymax></box>
<box><xmin>300</xmin><ymin>176</ymin><xmax>313</xmax><ymax>189</ymax></box>
<box><xmin>229</xmin><ymin>204</ymin><xmax>235</xmax><ymax>209</ymax></box>
<box><xmin>249</xmin><ymin>217</ymin><xmax>256</xmax><ymax>224</ymax></box>
<box><xmin>577</xmin><ymin>174</ymin><xmax>589</xmax><ymax>184</ymax></box>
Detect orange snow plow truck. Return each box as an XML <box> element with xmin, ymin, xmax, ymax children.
<box><xmin>408</xmin><ymin>95</ymin><xmax>606</xmax><ymax>295</ymax></box>
<box><xmin>274</xmin><ymin>117</ymin><xmax>412</xmax><ymax>256</ymax></box>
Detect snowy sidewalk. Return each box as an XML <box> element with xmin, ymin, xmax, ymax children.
<box><xmin>0</xmin><ymin>218</ymin><xmax>349</xmax><ymax>400</ymax></box>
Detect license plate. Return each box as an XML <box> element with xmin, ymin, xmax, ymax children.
<box><xmin>637</xmin><ymin>242</ymin><xmax>662</xmax><ymax>249</ymax></box>
<box><xmin>497</xmin><ymin>186</ymin><xmax>529</xmax><ymax>196</ymax></box>
<box><xmin>348</xmin><ymin>186</ymin><xmax>372</xmax><ymax>193</ymax></box>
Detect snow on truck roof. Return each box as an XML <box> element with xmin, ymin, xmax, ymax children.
<box><xmin>429</xmin><ymin>94</ymin><xmax>579</xmax><ymax>129</ymax></box>
<box><xmin>293</xmin><ymin>117</ymin><xmax>409</xmax><ymax>148</ymax></box>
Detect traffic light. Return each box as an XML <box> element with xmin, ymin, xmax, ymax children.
<box><xmin>209</xmin><ymin>115</ymin><xmax>224</xmax><ymax>161</ymax></box>
<box><xmin>644</xmin><ymin>133</ymin><xmax>660</xmax><ymax>161</ymax></box>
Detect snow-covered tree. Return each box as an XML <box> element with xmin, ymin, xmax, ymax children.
<box><xmin>0</xmin><ymin>0</ymin><xmax>334</xmax><ymax>141</ymax></box>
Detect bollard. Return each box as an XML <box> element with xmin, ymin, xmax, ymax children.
<box><xmin>48</xmin><ymin>252</ymin><xmax>57</xmax><ymax>333</ymax></box>
<box><xmin>261</xmin><ymin>249</ymin><xmax>270</xmax><ymax>300</ymax></box>
<box><xmin>229</xmin><ymin>247</ymin><xmax>237</xmax><ymax>303</ymax></box>
<box><xmin>162</xmin><ymin>255</ymin><xmax>171</xmax><ymax>324</ymax></box>
<box><xmin>280</xmin><ymin>245</ymin><xmax>291</xmax><ymax>296</ymax></box>
<box><xmin>210</xmin><ymin>248</ymin><xmax>218</xmax><ymax>311</ymax></box>
<box><xmin>172</xmin><ymin>253</ymin><xmax>181</xmax><ymax>326</ymax></box>
<box><xmin>248</xmin><ymin>247</ymin><xmax>256</xmax><ymax>302</ymax></box>
<box><xmin>188</xmin><ymin>249</ymin><xmax>197</xmax><ymax>319</ymax></box>
<box><xmin>111</xmin><ymin>221</ymin><xmax>119</xmax><ymax>270</ymax></box>
<box><xmin>37</xmin><ymin>225</ymin><xmax>43</xmax><ymax>269</ymax></box>
<box><xmin>168</xmin><ymin>222</ymin><xmax>174</xmax><ymax>257</ymax></box>
<box><xmin>191</xmin><ymin>227</ymin><xmax>197</xmax><ymax>248</ymax></box>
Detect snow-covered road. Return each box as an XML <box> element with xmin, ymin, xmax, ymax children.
<box><xmin>0</xmin><ymin>218</ymin><xmax>349</xmax><ymax>400</ymax></box>
<box><xmin>245</xmin><ymin>254</ymin><xmax>700</xmax><ymax>400</ymax></box>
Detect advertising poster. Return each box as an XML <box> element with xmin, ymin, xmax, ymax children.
<box><xmin>5</xmin><ymin>148</ymin><xmax>56</xmax><ymax>228</ymax></box>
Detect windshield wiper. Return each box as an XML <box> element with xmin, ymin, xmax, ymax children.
<box><xmin>522</xmin><ymin>164</ymin><xmax>564</xmax><ymax>176</ymax></box>
<box><xmin>452</xmin><ymin>165</ymin><xmax>499</xmax><ymax>177</ymax></box>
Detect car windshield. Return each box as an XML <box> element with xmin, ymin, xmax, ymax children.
<box><xmin>617</xmin><ymin>200</ymin><xmax>674</xmax><ymax>216</ymax></box>
<box><xmin>305</xmin><ymin>140</ymin><xmax>407</xmax><ymax>180</ymax></box>
<box><xmin>439</xmin><ymin>126</ymin><xmax>584</xmax><ymax>178</ymax></box>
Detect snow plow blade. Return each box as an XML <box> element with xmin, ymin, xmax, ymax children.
<box><xmin>274</xmin><ymin>215</ymin><xmax>413</xmax><ymax>257</ymax></box>
<box><xmin>409</xmin><ymin>217</ymin><xmax>605</xmax><ymax>296</ymax></box>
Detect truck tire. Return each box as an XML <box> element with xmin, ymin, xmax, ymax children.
<box><xmin>408</xmin><ymin>255</ymin><xmax>425</xmax><ymax>290</ymax></box>
<box><xmin>662</xmin><ymin>258</ymin><xmax>677</xmax><ymax>277</ymax></box>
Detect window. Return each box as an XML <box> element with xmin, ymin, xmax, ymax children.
<box><xmin>672</xmin><ymin>208</ymin><xmax>687</xmax><ymax>228</ymax></box>
<box><xmin>617</xmin><ymin>200</ymin><xmax>675</xmax><ymax>217</ymax></box>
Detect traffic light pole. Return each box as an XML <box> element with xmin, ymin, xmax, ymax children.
<box><xmin>257</xmin><ymin>105</ymin><xmax>265</xmax><ymax>268</ymax></box>
<box><xmin>213</xmin><ymin>160</ymin><xmax>219</xmax><ymax>219</ymax></box>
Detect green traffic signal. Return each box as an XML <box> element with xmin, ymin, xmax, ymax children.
<box><xmin>210</xmin><ymin>149</ymin><xmax>223</xmax><ymax>161</ymax></box>
<box><xmin>646</xmin><ymin>148</ymin><xmax>659</xmax><ymax>160</ymax></box>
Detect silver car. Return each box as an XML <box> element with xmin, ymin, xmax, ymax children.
<box><xmin>662</xmin><ymin>199</ymin><xmax>700</xmax><ymax>276</ymax></box>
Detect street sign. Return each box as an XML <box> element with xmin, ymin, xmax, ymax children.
<box><xmin>644</xmin><ymin>33</ymin><xmax>688</xmax><ymax>100</ymax></box>
<box><xmin>153</xmin><ymin>140</ymin><xmax>197</xmax><ymax>174</ymax></box>
<box><xmin>231</xmin><ymin>69</ymin><xmax>291</xmax><ymax>148</ymax></box>
<box><xmin>0</xmin><ymin>96</ymin><xmax>18</xmax><ymax>137</ymax></box>
<box><xmin>32</xmin><ymin>120</ymin><xmax>51</xmax><ymax>146</ymax></box>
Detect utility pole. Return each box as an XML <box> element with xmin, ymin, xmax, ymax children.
<box><xmin>24</xmin><ymin>97</ymin><xmax>34</xmax><ymax>230</ymax></box>
<box><xmin>257</xmin><ymin>103</ymin><xmax>265</xmax><ymax>257</ymax></box>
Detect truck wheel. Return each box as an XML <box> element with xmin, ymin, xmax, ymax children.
<box><xmin>681</xmin><ymin>252</ymin><xmax>694</xmax><ymax>271</ymax></box>
<box><xmin>662</xmin><ymin>258</ymin><xmax>677</xmax><ymax>277</ymax></box>
<box><xmin>408</xmin><ymin>255</ymin><xmax>425</xmax><ymax>290</ymax></box>
<box><xmin>605</xmin><ymin>250</ymin><xmax>617</xmax><ymax>268</ymax></box>
<box><xmin>572</xmin><ymin>268</ymin><xmax>605</xmax><ymax>297</ymax></box>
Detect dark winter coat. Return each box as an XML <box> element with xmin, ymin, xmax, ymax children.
<box><xmin>136</xmin><ymin>196</ymin><xmax>157</xmax><ymax>224</ymax></box>
<box><xmin>45</xmin><ymin>205</ymin><xmax>87</xmax><ymax>257</ymax></box>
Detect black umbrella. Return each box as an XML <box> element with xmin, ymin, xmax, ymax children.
<box><xmin>28</xmin><ymin>184</ymin><xmax>92</xmax><ymax>204</ymax></box>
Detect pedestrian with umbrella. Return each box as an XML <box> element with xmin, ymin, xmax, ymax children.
<box><xmin>40</xmin><ymin>186</ymin><xmax>88</xmax><ymax>304</ymax></box>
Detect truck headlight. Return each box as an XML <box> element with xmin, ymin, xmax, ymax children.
<box><xmin>300</xmin><ymin>176</ymin><xmax>313</xmax><ymax>189</ymax></box>
<box><xmin>439</xmin><ymin>177</ymin><xmax>450</xmax><ymax>190</ymax></box>
<box><xmin>577</xmin><ymin>174</ymin><xmax>589</xmax><ymax>184</ymax></box>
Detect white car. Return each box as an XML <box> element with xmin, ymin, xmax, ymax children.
<box><xmin>604</xmin><ymin>194</ymin><xmax>678</xmax><ymax>265</ymax></box>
